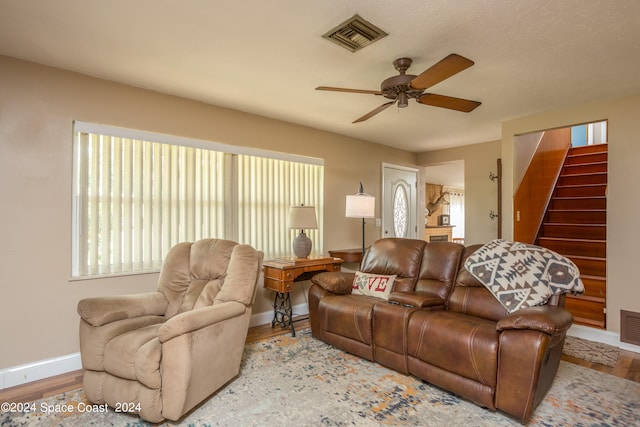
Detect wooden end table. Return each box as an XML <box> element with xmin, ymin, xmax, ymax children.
<box><xmin>263</xmin><ymin>257</ymin><xmax>343</xmax><ymax>336</ymax></box>
<box><xmin>328</xmin><ymin>248</ymin><xmax>364</xmax><ymax>264</ymax></box>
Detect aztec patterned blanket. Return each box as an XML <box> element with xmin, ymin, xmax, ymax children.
<box><xmin>464</xmin><ymin>239</ymin><xmax>585</xmax><ymax>313</ymax></box>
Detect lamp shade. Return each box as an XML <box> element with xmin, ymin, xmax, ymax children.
<box><xmin>288</xmin><ymin>205</ymin><xmax>318</xmax><ymax>229</ymax></box>
<box><xmin>345</xmin><ymin>183</ymin><xmax>375</xmax><ymax>257</ymax></box>
<box><xmin>345</xmin><ymin>193</ymin><xmax>375</xmax><ymax>218</ymax></box>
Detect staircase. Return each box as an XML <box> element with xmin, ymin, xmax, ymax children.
<box><xmin>535</xmin><ymin>143</ymin><xmax>608</xmax><ymax>329</ymax></box>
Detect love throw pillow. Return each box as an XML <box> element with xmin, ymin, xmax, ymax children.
<box><xmin>351</xmin><ymin>271</ymin><xmax>396</xmax><ymax>300</ymax></box>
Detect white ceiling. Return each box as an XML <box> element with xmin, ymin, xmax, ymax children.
<box><xmin>2</xmin><ymin>0</ymin><xmax>640</xmax><ymax>152</ymax></box>
<box><xmin>422</xmin><ymin>161</ymin><xmax>465</xmax><ymax>189</ymax></box>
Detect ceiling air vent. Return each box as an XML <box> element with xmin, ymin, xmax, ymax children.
<box><xmin>322</xmin><ymin>14</ymin><xmax>388</xmax><ymax>52</ymax></box>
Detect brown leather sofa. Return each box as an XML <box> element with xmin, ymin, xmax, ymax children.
<box><xmin>308</xmin><ymin>238</ymin><xmax>573</xmax><ymax>422</ymax></box>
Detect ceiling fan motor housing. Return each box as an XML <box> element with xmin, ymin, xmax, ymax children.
<box><xmin>381</xmin><ymin>58</ymin><xmax>425</xmax><ymax>104</ymax></box>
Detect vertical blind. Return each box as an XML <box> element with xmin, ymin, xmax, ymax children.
<box><xmin>237</xmin><ymin>155</ymin><xmax>323</xmax><ymax>258</ymax></box>
<box><xmin>75</xmin><ymin>132</ymin><xmax>226</xmax><ymax>276</ymax></box>
<box><xmin>73</xmin><ymin>126</ymin><xmax>324</xmax><ymax>278</ymax></box>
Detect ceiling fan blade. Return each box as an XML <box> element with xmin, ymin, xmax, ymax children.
<box><xmin>417</xmin><ymin>93</ymin><xmax>481</xmax><ymax>112</ymax></box>
<box><xmin>316</xmin><ymin>86</ymin><xmax>383</xmax><ymax>95</ymax></box>
<box><xmin>353</xmin><ymin>101</ymin><xmax>396</xmax><ymax>123</ymax></box>
<box><xmin>410</xmin><ymin>54</ymin><xmax>475</xmax><ymax>90</ymax></box>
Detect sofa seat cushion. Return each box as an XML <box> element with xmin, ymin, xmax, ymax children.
<box><xmin>104</xmin><ymin>323</ymin><xmax>162</xmax><ymax>388</ymax></box>
<box><xmin>318</xmin><ymin>294</ymin><xmax>377</xmax><ymax>345</ymax></box>
<box><xmin>407</xmin><ymin>311</ymin><xmax>499</xmax><ymax>387</ymax></box>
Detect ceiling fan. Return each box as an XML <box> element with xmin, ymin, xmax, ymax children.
<box><xmin>316</xmin><ymin>54</ymin><xmax>481</xmax><ymax>123</ymax></box>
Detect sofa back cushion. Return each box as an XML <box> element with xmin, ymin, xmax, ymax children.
<box><xmin>360</xmin><ymin>238</ymin><xmax>426</xmax><ymax>293</ymax></box>
<box><xmin>414</xmin><ymin>242</ymin><xmax>464</xmax><ymax>300</ymax></box>
<box><xmin>447</xmin><ymin>244</ymin><xmax>508</xmax><ymax>322</ymax></box>
<box><xmin>214</xmin><ymin>244</ymin><xmax>263</xmax><ymax>306</ymax></box>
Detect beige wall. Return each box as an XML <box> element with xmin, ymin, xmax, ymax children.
<box><xmin>417</xmin><ymin>140</ymin><xmax>502</xmax><ymax>245</ymax></box>
<box><xmin>0</xmin><ymin>56</ymin><xmax>417</xmax><ymax>368</ymax></box>
<box><xmin>3</xmin><ymin>52</ymin><xmax>638</xmax><ymax>369</ymax></box>
<box><xmin>501</xmin><ymin>94</ymin><xmax>640</xmax><ymax>333</ymax></box>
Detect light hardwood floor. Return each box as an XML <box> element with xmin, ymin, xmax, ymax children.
<box><xmin>1</xmin><ymin>317</ymin><xmax>638</xmax><ymax>404</ymax></box>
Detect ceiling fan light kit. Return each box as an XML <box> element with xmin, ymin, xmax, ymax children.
<box><xmin>316</xmin><ymin>54</ymin><xmax>482</xmax><ymax>123</ymax></box>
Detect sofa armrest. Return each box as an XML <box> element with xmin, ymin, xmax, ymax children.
<box><xmin>158</xmin><ymin>301</ymin><xmax>246</xmax><ymax>342</ymax></box>
<box><xmin>496</xmin><ymin>306</ymin><xmax>574</xmax><ymax>336</ymax></box>
<box><xmin>311</xmin><ymin>272</ymin><xmax>355</xmax><ymax>295</ymax></box>
<box><xmin>388</xmin><ymin>291</ymin><xmax>445</xmax><ymax>308</ymax></box>
<box><xmin>77</xmin><ymin>292</ymin><xmax>168</xmax><ymax>327</ymax></box>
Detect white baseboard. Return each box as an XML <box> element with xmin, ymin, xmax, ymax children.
<box><xmin>4</xmin><ymin>309</ymin><xmax>634</xmax><ymax>391</ymax></box>
<box><xmin>0</xmin><ymin>353</ymin><xmax>82</xmax><ymax>390</ymax></box>
<box><xmin>249</xmin><ymin>303</ymin><xmax>310</xmax><ymax>327</ymax></box>
<box><xmin>567</xmin><ymin>324</ymin><xmax>640</xmax><ymax>353</ymax></box>
<box><xmin>0</xmin><ymin>306</ymin><xmax>309</xmax><ymax>391</ymax></box>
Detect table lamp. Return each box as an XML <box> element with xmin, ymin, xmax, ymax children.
<box><xmin>288</xmin><ymin>205</ymin><xmax>318</xmax><ymax>258</ymax></box>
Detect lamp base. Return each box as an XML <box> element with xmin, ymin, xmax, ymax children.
<box><xmin>292</xmin><ymin>231</ymin><xmax>312</xmax><ymax>258</ymax></box>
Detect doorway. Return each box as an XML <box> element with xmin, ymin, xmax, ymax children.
<box><xmin>381</xmin><ymin>163</ymin><xmax>418</xmax><ymax>239</ymax></box>
<box><xmin>422</xmin><ymin>160</ymin><xmax>465</xmax><ymax>243</ymax></box>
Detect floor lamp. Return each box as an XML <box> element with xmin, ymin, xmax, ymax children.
<box><xmin>345</xmin><ymin>183</ymin><xmax>376</xmax><ymax>256</ymax></box>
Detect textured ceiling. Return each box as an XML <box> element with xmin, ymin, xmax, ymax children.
<box><xmin>1</xmin><ymin>0</ymin><xmax>640</xmax><ymax>152</ymax></box>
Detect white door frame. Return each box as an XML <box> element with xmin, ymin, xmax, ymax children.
<box><xmin>381</xmin><ymin>163</ymin><xmax>420</xmax><ymax>240</ymax></box>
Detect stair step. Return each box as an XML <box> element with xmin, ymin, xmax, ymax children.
<box><xmin>554</xmin><ymin>184</ymin><xmax>607</xmax><ymax>197</ymax></box>
<box><xmin>562</xmin><ymin>162</ymin><xmax>607</xmax><ymax>175</ymax></box>
<box><xmin>568</xmin><ymin>255</ymin><xmax>606</xmax><ymax>277</ymax></box>
<box><xmin>550</xmin><ymin>196</ymin><xmax>606</xmax><ymax>210</ymax></box>
<box><xmin>571</xmin><ymin>316</ymin><xmax>606</xmax><ymax>329</ymax></box>
<box><xmin>565</xmin><ymin>294</ymin><xmax>606</xmax><ymax>328</ymax></box>
<box><xmin>537</xmin><ymin>237</ymin><xmax>606</xmax><ymax>258</ymax></box>
<box><xmin>580</xmin><ymin>275</ymin><xmax>606</xmax><ymax>298</ymax></box>
<box><xmin>558</xmin><ymin>172</ymin><xmax>607</xmax><ymax>186</ymax></box>
<box><xmin>541</xmin><ymin>223</ymin><xmax>606</xmax><ymax>239</ymax></box>
<box><xmin>569</xmin><ymin>143</ymin><xmax>608</xmax><ymax>156</ymax></box>
<box><xmin>566</xmin><ymin>294</ymin><xmax>606</xmax><ymax>304</ymax></box>
<box><xmin>546</xmin><ymin>209</ymin><xmax>606</xmax><ymax>224</ymax></box>
<box><xmin>566</xmin><ymin>151</ymin><xmax>608</xmax><ymax>165</ymax></box>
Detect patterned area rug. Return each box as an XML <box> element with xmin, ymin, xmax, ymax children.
<box><xmin>563</xmin><ymin>335</ymin><xmax>621</xmax><ymax>367</ymax></box>
<box><xmin>3</xmin><ymin>330</ymin><xmax>639</xmax><ymax>426</ymax></box>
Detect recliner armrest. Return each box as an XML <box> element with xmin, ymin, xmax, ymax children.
<box><xmin>77</xmin><ymin>292</ymin><xmax>168</xmax><ymax>327</ymax></box>
<box><xmin>496</xmin><ymin>306</ymin><xmax>574</xmax><ymax>336</ymax></box>
<box><xmin>158</xmin><ymin>301</ymin><xmax>246</xmax><ymax>342</ymax></box>
<box><xmin>311</xmin><ymin>272</ymin><xmax>355</xmax><ymax>294</ymax></box>
<box><xmin>388</xmin><ymin>291</ymin><xmax>445</xmax><ymax>308</ymax></box>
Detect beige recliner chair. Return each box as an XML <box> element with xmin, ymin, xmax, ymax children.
<box><xmin>77</xmin><ymin>239</ymin><xmax>263</xmax><ymax>423</ymax></box>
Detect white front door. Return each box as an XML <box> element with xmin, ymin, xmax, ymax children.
<box><xmin>382</xmin><ymin>164</ymin><xmax>418</xmax><ymax>239</ymax></box>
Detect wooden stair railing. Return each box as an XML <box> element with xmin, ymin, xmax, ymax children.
<box><xmin>514</xmin><ymin>128</ymin><xmax>572</xmax><ymax>244</ymax></box>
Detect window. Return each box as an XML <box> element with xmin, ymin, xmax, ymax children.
<box><xmin>236</xmin><ymin>155</ymin><xmax>323</xmax><ymax>258</ymax></box>
<box><xmin>392</xmin><ymin>185</ymin><xmax>408</xmax><ymax>238</ymax></box>
<box><xmin>72</xmin><ymin>122</ymin><xmax>323</xmax><ymax>278</ymax></box>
